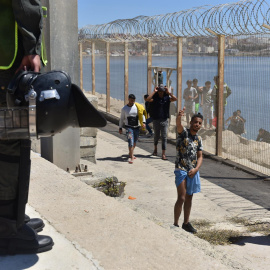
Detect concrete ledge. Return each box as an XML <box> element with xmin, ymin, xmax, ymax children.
<box><xmin>28</xmin><ymin>152</ymin><xmax>228</xmax><ymax>270</ymax></box>
<box><xmin>99</xmin><ymin>110</ymin><xmax>119</xmax><ymax>126</ymax></box>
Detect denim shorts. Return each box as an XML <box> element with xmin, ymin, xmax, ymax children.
<box><xmin>126</xmin><ymin>127</ymin><xmax>140</xmax><ymax>147</ymax></box>
<box><xmin>174</xmin><ymin>169</ymin><xmax>201</xmax><ymax>195</ymax></box>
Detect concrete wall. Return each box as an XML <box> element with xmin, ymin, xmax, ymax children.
<box><xmin>80</xmin><ymin>95</ymin><xmax>99</xmax><ymax>163</ymax></box>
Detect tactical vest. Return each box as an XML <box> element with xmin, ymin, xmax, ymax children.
<box><xmin>0</xmin><ymin>0</ymin><xmax>47</xmax><ymax>70</ymax></box>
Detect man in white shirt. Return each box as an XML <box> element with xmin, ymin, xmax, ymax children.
<box><xmin>119</xmin><ymin>94</ymin><xmax>145</xmax><ymax>164</ymax></box>
<box><xmin>201</xmin><ymin>81</ymin><xmax>214</xmax><ymax>129</ymax></box>
<box><xmin>183</xmin><ymin>80</ymin><xmax>198</xmax><ymax>124</ymax></box>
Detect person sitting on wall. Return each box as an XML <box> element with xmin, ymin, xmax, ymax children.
<box><xmin>256</xmin><ymin>128</ymin><xmax>270</xmax><ymax>144</ymax></box>
<box><xmin>225</xmin><ymin>111</ymin><xmax>241</xmax><ymax>135</ymax></box>
<box><xmin>236</xmin><ymin>109</ymin><xmax>246</xmax><ymax>135</ymax></box>
<box><xmin>152</xmin><ymin>69</ymin><xmax>164</xmax><ymax>87</ymax></box>
<box><xmin>226</xmin><ymin>111</ymin><xmax>246</xmax><ymax>135</ymax></box>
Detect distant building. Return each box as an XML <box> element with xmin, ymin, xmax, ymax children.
<box><xmin>194</xmin><ymin>45</ymin><xmax>201</xmax><ymax>53</ymax></box>
<box><xmin>201</xmin><ymin>46</ymin><xmax>214</xmax><ymax>53</ymax></box>
<box><xmin>225</xmin><ymin>48</ymin><xmax>239</xmax><ymax>54</ymax></box>
<box><xmin>227</xmin><ymin>37</ymin><xmax>238</xmax><ymax>46</ymax></box>
<box><xmin>161</xmin><ymin>45</ymin><xmax>177</xmax><ymax>54</ymax></box>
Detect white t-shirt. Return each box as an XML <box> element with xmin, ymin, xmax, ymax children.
<box><xmin>119</xmin><ymin>104</ymin><xmax>145</xmax><ymax>128</ymax></box>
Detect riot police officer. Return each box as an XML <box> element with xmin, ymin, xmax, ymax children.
<box><xmin>0</xmin><ymin>0</ymin><xmax>53</xmax><ymax>254</ymax></box>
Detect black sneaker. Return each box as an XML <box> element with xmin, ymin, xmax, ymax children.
<box><xmin>182</xmin><ymin>222</ymin><xmax>197</xmax><ymax>234</ymax></box>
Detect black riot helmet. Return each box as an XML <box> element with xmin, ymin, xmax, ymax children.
<box><xmin>4</xmin><ymin>70</ymin><xmax>107</xmax><ymax>139</ymax></box>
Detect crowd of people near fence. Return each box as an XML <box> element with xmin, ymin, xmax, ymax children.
<box><xmin>182</xmin><ymin>76</ymin><xmax>269</xmax><ymax>143</ymax></box>
<box><xmin>148</xmin><ymin>72</ymin><xmax>270</xmax><ymax>144</ymax></box>
<box><xmin>117</xmin><ymin>70</ymin><xmax>270</xmax><ymax>232</ymax></box>
<box><xmin>183</xmin><ymin>76</ymin><xmax>232</xmax><ymax>131</ymax></box>
<box><xmin>119</xmin><ymin>72</ymin><xmax>270</xmax><ymax>167</ymax></box>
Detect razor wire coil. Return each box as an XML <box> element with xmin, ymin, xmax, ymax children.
<box><xmin>79</xmin><ymin>0</ymin><xmax>270</xmax><ymax>41</ymax></box>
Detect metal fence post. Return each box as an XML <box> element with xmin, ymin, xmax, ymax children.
<box><xmin>124</xmin><ymin>42</ymin><xmax>129</xmax><ymax>104</ymax></box>
<box><xmin>106</xmin><ymin>42</ymin><xmax>110</xmax><ymax>113</ymax></box>
<box><xmin>177</xmin><ymin>37</ymin><xmax>183</xmax><ymax>113</ymax></box>
<box><xmin>79</xmin><ymin>42</ymin><xmax>83</xmax><ymax>91</ymax></box>
<box><xmin>216</xmin><ymin>34</ymin><xmax>225</xmax><ymax>156</ymax></box>
<box><xmin>92</xmin><ymin>41</ymin><xmax>96</xmax><ymax>95</ymax></box>
<box><xmin>147</xmin><ymin>39</ymin><xmax>152</xmax><ymax>95</ymax></box>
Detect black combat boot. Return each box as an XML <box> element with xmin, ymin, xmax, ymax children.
<box><xmin>25</xmin><ymin>214</ymin><xmax>45</xmax><ymax>232</ymax></box>
<box><xmin>0</xmin><ymin>200</ymin><xmax>53</xmax><ymax>255</ymax></box>
<box><xmin>0</xmin><ymin>216</ymin><xmax>53</xmax><ymax>255</ymax></box>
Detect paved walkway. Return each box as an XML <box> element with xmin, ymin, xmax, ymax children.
<box><xmin>0</xmin><ymin>128</ymin><xmax>269</xmax><ymax>270</ymax></box>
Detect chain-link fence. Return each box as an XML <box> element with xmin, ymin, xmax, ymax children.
<box><xmin>219</xmin><ymin>34</ymin><xmax>270</xmax><ymax>174</ymax></box>
<box><xmin>79</xmin><ymin>0</ymin><xmax>270</xmax><ymax>176</ymax></box>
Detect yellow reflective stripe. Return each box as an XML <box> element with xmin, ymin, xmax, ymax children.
<box><xmin>0</xmin><ymin>22</ymin><xmax>18</xmax><ymax>70</ymax></box>
<box><xmin>41</xmin><ymin>6</ymin><xmax>48</xmax><ymax>65</ymax></box>
<box><xmin>41</xmin><ymin>31</ymin><xmax>47</xmax><ymax>66</ymax></box>
<box><xmin>42</xmin><ymin>6</ymin><xmax>47</xmax><ymax>18</ymax></box>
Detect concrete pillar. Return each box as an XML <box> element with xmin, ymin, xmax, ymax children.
<box><xmin>80</xmin><ymin>94</ymin><xmax>98</xmax><ymax>163</ymax></box>
<box><xmin>40</xmin><ymin>0</ymin><xmax>80</xmax><ymax>171</ymax></box>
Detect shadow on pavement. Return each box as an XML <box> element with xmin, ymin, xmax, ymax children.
<box><xmin>232</xmin><ymin>235</ymin><xmax>270</xmax><ymax>246</ymax></box>
<box><xmin>97</xmin><ymin>154</ymin><xmax>156</xmax><ymax>162</ymax></box>
<box><xmin>200</xmin><ymin>176</ymin><xmax>260</xmax><ymax>181</ymax></box>
<box><xmin>0</xmin><ymin>254</ymin><xmax>39</xmax><ymax>269</ymax></box>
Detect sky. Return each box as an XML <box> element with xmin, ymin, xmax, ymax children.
<box><xmin>78</xmin><ymin>0</ymin><xmax>235</xmax><ymax>28</ymax></box>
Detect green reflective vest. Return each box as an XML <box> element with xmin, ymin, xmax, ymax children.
<box><xmin>0</xmin><ymin>0</ymin><xmax>18</xmax><ymax>70</ymax></box>
<box><xmin>0</xmin><ymin>0</ymin><xmax>47</xmax><ymax>70</ymax></box>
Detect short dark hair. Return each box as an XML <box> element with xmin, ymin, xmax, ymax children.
<box><xmin>205</xmin><ymin>81</ymin><xmax>211</xmax><ymax>85</ymax></box>
<box><xmin>237</xmin><ymin>109</ymin><xmax>241</xmax><ymax>113</ymax></box>
<box><xmin>186</xmin><ymin>80</ymin><xmax>192</xmax><ymax>84</ymax></box>
<box><xmin>259</xmin><ymin>128</ymin><xmax>265</xmax><ymax>132</ymax></box>
<box><xmin>193</xmin><ymin>78</ymin><xmax>198</xmax><ymax>83</ymax></box>
<box><xmin>144</xmin><ymin>94</ymin><xmax>149</xmax><ymax>99</ymax></box>
<box><xmin>191</xmin><ymin>113</ymin><xmax>203</xmax><ymax>121</ymax></box>
<box><xmin>128</xmin><ymin>94</ymin><xmax>136</xmax><ymax>99</ymax></box>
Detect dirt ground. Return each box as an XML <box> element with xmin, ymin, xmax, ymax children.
<box><xmin>85</xmin><ymin>127</ymin><xmax>270</xmax><ymax>270</ymax></box>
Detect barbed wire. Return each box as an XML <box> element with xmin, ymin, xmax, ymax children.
<box><xmin>80</xmin><ymin>0</ymin><xmax>270</xmax><ymax>41</ymax></box>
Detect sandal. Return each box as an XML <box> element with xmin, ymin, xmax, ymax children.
<box><xmin>162</xmin><ymin>155</ymin><xmax>168</xmax><ymax>160</ymax></box>
<box><xmin>152</xmin><ymin>152</ymin><xmax>157</xmax><ymax>156</ymax></box>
